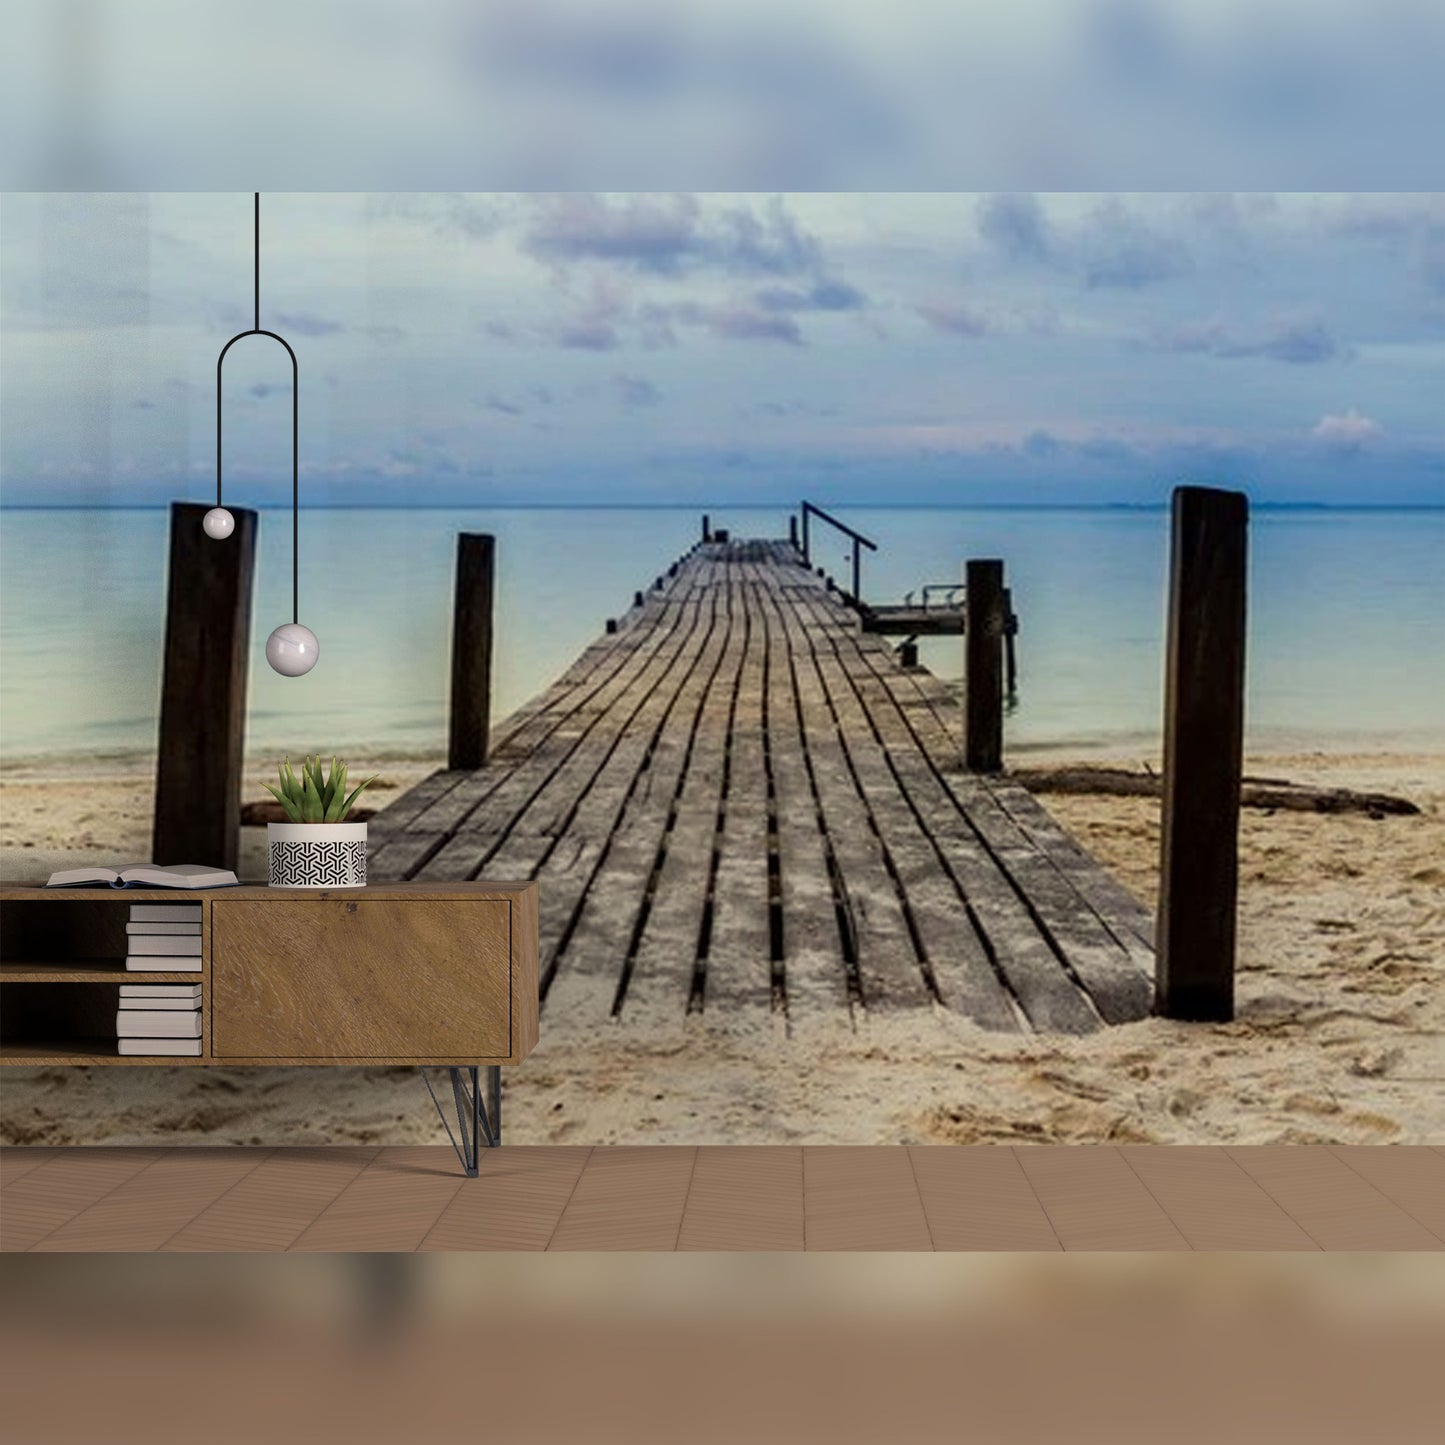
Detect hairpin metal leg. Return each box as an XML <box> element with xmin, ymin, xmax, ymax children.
<box><xmin>419</xmin><ymin>1066</ymin><xmax>501</xmax><ymax>1177</ymax></box>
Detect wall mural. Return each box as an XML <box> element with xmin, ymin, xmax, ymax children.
<box><xmin>2</xmin><ymin>193</ymin><xmax>1442</xmax><ymax>1149</ymax></box>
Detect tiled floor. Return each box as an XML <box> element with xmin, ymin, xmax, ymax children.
<box><xmin>2</xmin><ymin>1144</ymin><xmax>1442</xmax><ymax>1252</ymax></box>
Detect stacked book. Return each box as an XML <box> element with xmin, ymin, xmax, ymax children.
<box><xmin>126</xmin><ymin>903</ymin><xmax>202</xmax><ymax>972</ymax></box>
<box><xmin>121</xmin><ymin>904</ymin><xmax>202</xmax><ymax>1055</ymax></box>
<box><xmin>116</xmin><ymin>983</ymin><xmax>202</xmax><ymax>1056</ymax></box>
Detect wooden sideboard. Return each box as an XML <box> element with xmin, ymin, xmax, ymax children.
<box><xmin>0</xmin><ymin>881</ymin><xmax>537</xmax><ymax>1173</ymax></box>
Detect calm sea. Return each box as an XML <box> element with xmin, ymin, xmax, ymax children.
<box><xmin>2</xmin><ymin>505</ymin><xmax>1443</xmax><ymax>764</ymax></box>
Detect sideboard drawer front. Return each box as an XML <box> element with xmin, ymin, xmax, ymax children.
<box><xmin>212</xmin><ymin>899</ymin><xmax>510</xmax><ymax>1060</ymax></box>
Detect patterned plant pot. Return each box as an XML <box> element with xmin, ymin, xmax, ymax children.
<box><xmin>267</xmin><ymin>821</ymin><xmax>367</xmax><ymax>888</ymax></box>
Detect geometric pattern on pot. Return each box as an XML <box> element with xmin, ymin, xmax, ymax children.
<box><xmin>269</xmin><ymin>839</ymin><xmax>368</xmax><ymax>887</ymax></box>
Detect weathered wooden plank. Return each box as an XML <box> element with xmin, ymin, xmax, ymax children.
<box><xmin>802</xmin><ymin>617</ymin><xmax>1021</xmax><ymax>1032</ymax></box>
<box><xmin>982</xmin><ymin>778</ymin><xmax>1156</xmax><ymax>953</ymax></box>
<box><xmin>950</xmin><ymin>774</ymin><xmax>1153</xmax><ymax>1025</ymax></box>
<box><xmin>834</xmin><ymin>648</ymin><xmax>1098</xmax><ymax>1033</ymax></box>
<box><xmin>829</xmin><ymin>622</ymin><xmax>1149</xmax><ymax>1025</ymax></box>
<box><xmin>620</xmin><ymin>572</ymin><xmax>760</xmax><ymax>1029</ymax></box>
<box><xmin>406</xmin><ymin>575</ymin><xmax>705</xmax><ymax>843</ymax></box>
<box><xmin>752</xmin><ymin>578</ymin><xmax>854</xmax><ymax>1024</ymax></box>
<box><xmin>491</xmin><ymin>581</ymin><xmax>721</xmax><ymax>943</ymax></box>
<box><xmin>372</xmin><ymin>535</ymin><xmax>1158</xmax><ymax>1036</ymax></box>
<box><xmin>699</xmin><ymin>564</ymin><xmax>775</xmax><ymax>1029</ymax></box>
<box><xmin>417</xmin><ymin>587</ymin><xmax>709</xmax><ymax>879</ymax></box>
<box><xmin>784</xmin><ymin>589</ymin><xmax>933</xmax><ymax>1012</ymax></box>
<box><xmin>540</xmin><ymin>590</ymin><xmax>736</xmax><ymax>1021</ymax></box>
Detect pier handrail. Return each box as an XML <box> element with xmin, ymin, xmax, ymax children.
<box><xmin>800</xmin><ymin>500</ymin><xmax>878</xmax><ymax>600</ymax></box>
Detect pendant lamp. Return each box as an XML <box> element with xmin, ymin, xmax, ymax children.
<box><xmin>205</xmin><ymin>193</ymin><xmax>318</xmax><ymax>677</ymax></box>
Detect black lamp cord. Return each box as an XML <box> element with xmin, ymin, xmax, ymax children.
<box><xmin>216</xmin><ymin>192</ymin><xmax>300</xmax><ymax>623</ymax></box>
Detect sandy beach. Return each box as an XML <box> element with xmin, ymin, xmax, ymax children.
<box><xmin>1</xmin><ymin>750</ymin><xmax>1441</xmax><ymax>1148</ymax></box>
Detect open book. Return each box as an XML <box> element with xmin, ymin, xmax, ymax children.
<box><xmin>45</xmin><ymin>863</ymin><xmax>240</xmax><ymax>890</ymax></box>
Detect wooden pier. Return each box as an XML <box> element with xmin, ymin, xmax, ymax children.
<box><xmin>369</xmin><ymin>537</ymin><xmax>1154</xmax><ymax>1035</ymax></box>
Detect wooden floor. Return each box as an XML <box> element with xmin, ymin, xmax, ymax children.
<box><xmin>3</xmin><ymin>1145</ymin><xmax>1442</xmax><ymax>1251</ymax></box>
<box><xmin>369</xmin><ymin>539</ymin><xmax>1153</xmax><ymax>1033</ymax></box>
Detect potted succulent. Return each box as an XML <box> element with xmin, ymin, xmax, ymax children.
<box><xmin>263</xmin><ymin>755</ymin><xmax>378</xmax><ymax>888</ymax></box>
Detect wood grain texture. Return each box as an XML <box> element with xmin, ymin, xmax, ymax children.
<box><xmin>1227</xmin><ymin>1146</ymin><xmax>1442</xmax><ymax>1250</ymax></box>
<box><xmin>288</xmin><ymin>1147</ymin><xmax>470</xmax><ymax>1250</ymax></box>
<box><xmin>547</xmin><ymin>1146</ymin><xmax>698</xmax><ymax>1250</ymax></box>
<box><xmin>1118</xmin><ymin>1146</ymin><xmax>1316</xmax><ymax>1250</ymax></box>
<box><xmin>163</xmin><ymin>1147</ymin><xmax>382</xmax><ymax>1251</ymax></box>
<box><xmin>7</xmin><ymin>1145</ymin><xmax>1445</xmax><ymax>1252</ymax></box>
<box><xmin>1013</xmin><ymin>1146</ymin><xmax>1191</xmax><ymax>1251</ymax></box>
<box><xmin>803</xmin><ymin>1146</ymin><xmax>934</xmax><ymax>1250</ymax></box>
<box><xmin>420</xmin><ymin>1147</ymin><xmax>592</xmax><ymax>1251</ymax></box>
<box><xmin>1</xmin><ymin>1148</ymin><xmax>169</xmax><ymax>1250</ymax></box>
<box><xmin>908</xmin><ymin>1146</ymin><xmax>1061</xmax><ymax>1250</ymax></box>
<box><xmin>0</xmin><ymin>1147</ymin><xmax>60</xmax><ymax>1188</ymax></box>
<box><xmin>362</xmin><ymin>539</ymin><xmax>1152</xmax><ymax>1037</ymax></box>
<box><xmin>31</xmin><ymin>1148</ymin><xmax>273</xmax><ymax>1251</ymax></box>
<box><xmin>1328</xmin><ymin>1146</ymin><xmax>1445</xmax><ymax>1241</ymax></box>
<box><xmin>211</xmin><ymin>898</ymin><xmax>511</xmax><ymax>1061</ymax></box>
<box><xmin>677</xmin><ymin>1145</ymin><xmax>805</xmax><ymax>1250</ymax></box>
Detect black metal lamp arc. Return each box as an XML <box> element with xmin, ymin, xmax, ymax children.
<box><xmin>204</xmin><ymin>193</ymin><xmax>317</xmax><ymax>678</ymax></box>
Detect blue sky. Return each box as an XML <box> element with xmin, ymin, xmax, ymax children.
<box><xmin>1</xmin><ymin>191</ymin><xmax>1442</xmax><ymax>507</ymax></box>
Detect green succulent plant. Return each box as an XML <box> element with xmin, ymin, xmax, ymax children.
<box><xmin>263</xmin><ymin>755</ymin><xmax>378</xmax><ymax>824</ymax></box>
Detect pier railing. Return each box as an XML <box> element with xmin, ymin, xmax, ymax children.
<box><xmin>797</xmin><ymin>500</ymin><xmax>877</xmax><ymax>601</ymax></box>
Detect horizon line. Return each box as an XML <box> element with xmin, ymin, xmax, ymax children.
<box><xmin>3</xmin><ymin>500</ymin><xmax>1444</xmax><ymax>514</ymax></box>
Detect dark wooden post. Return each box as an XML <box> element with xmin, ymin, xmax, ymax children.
<box><xmin>851</xmin><ymin>536</ymin><xmax>861</xmax><ymax>601</ymax></box>
<box><xmin>153</xmin><ymin>501</ymin><xmax>257</xmax><ymax>869</ymax></box>
<box><xmin>1003</xmin><ymin>586</ymin><xmax>1018</xmax><ymax>697</ymax></box>
<box><xmin>789</xmin><ymin>514</ymin><xmax>799</xmax><ymax>550</ymax></box>
<box><xmin>964</xmin><ymin>559</ymin><xmax>1004</xmax><ymax>773</ymax></box>
<box><xmin>1157</xmin><ymin>486</ymin><xmax>1248</xmax><ymax>1021</ymax></box>
<box><xmin>701</xmin><ymin>514</ymin><xmax>710</xmax><ymax>542</ymax></box>
<box><xmin>448</xmin><ymin>533</ymin><xmax>496</xmax><ymax>771</ymax></box>
<box><xmin>801</xmin><ymin>505</ymin><xmax>811</xmax><ymax>563</ymax></box>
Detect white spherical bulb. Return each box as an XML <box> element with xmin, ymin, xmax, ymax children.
<box><xmin>265</xmin><ymin>622</ymin><xmax>320</xmax><ymax>677</ymax></box>
<box><xmin>202</xmin><ymin>506</ymin><xmax>235</xmax><ymax>540</ymax></box>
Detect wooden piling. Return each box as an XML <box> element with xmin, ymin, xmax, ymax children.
<box><xmin>701</xmin><ymin>514</ymin><xmax>710</xmax><ymax>542</ymax></box>
<box><xmin>152</xmin><ymin>501</ymin><xmax>257</xmax><ymax>870</ymax></box>
<box><xmin>789</xmin><ymin>514</ymin><xmax>799</xmax><ymax>549</ymax></box>
<box><xmin>448</xmin><ymin>533</ymin><xmax>496</xmax><ymax>772</ymax></box>
<box><xmin>606</xmin><ymin>618</ymin><xmax>618</xmax><ymax>634</ymax></box>
<box><xmin>1157</xmin><ymin>486</ymin><xmax>1248</xmax><ymax>1021</ymax></box>
<box><xmin>1003</xmin><ymin>586</ymin><xmax>1018</xmax><ymax>697</ymax></box>
<box><xmin>964</xmin><ymin>559</ymin><xmax>1004</xmax><ymax>773</ymax></box>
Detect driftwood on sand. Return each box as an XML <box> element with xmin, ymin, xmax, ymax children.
<box><xmin>1011</xmin><ymin>767</ymin><xmax>1421</xmax><ymax>817</ymax></box>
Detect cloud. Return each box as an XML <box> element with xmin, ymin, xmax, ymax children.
<box><xmin>272</xmin><ymin>311</ymin><xmax>345</xmax><ymax>337</ymax></box>
<box><xmin>1080</xmin><ymin>198</ymin><xmax>1192</xmax><ymax>289</ymax></box>
<box><xmin>485</xmin><ymin>395</ymin><xmax>523</xmax><ymax>415</ymax></box>
<box><xmin>558</xmin><ymin>319</ymin><xmax>620</xmax><ymax>350</ymax></box>
<box><xmin>977</xmin><ymin>193</ymin><xmax>1189</xmax><ymax>290</ymax></box>
<box><xmin>522</xmin><ymin>192</ymin><xmax>820</xmax><ymax>278</ymax></box>
<box><xmin>1151</xmin><ymin>315</ymin><xmax>1343</xmax><ymax>364</ymax></box>
<box><xmin>977</xmin><ymin>193</ymin><xmax>1052</xmax><ymax>262</ymax></box>
<box><xmin>249</xmin><ymin>382</ymin><xmax>286</xmax><ymax>399</ymax></box>
<box><xmin>916</xmin><ymin>301</ymin><xmax>991</xmax><ymax>337</ymax></box>
<box><xmin>698</xmin><ymin>302</ymin><xmax>802</xmax><ymax>344</ymax></box>
<box><xmin>1312</xmin><ymin>408</ymin><xmax>1382</xmax><ymax>452</ymax></box>
<box><xmin>754</xmin><ymin>278</ymin><xmax>867</xmax><ymax>312</ymax></box>
<box><xmin>612</xmin><ymin>373</ymin><xmax>661</xmax><ymax>408</ymax></box>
